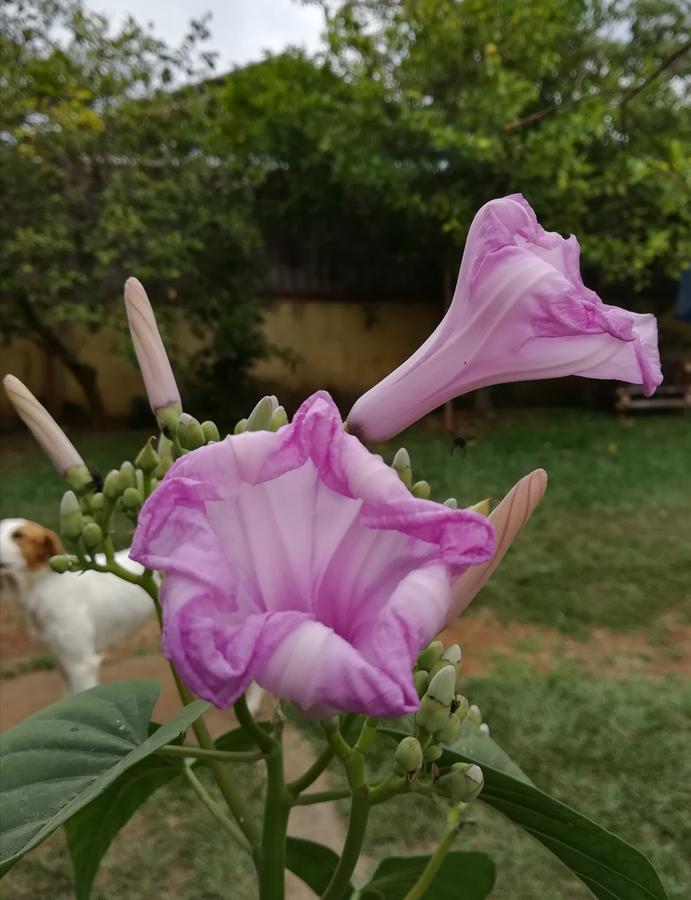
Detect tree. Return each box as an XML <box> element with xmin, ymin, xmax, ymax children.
<box><xmin>297</xmin><ymin>0</ymin><xmax>690</xmax><ymax>296</ymax></box>
<box><xmin>0</xmin><ymin>0</ymin><xmax>266</xmax><ymax>420</ymax></box>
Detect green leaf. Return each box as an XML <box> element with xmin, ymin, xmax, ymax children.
<box><xmin>361</xmin><ymin>851</ymin><xmax>496</xmax><ymax>899</ymax></box>
<box><xmin>65</xmin><ymin>754</ymin><xmax>182</xmax><ymax>900</ymax></box>
<box><xmin>285</xmin><ymin>837</ymin><xmax>351</xmax><ymax>895</ymax></box>
<box><xmin>381</xmin><ymin>726</ymin><xmax>668</xmax><ymax>900</ymax></box>
<box><xmin>213</xmin><ymin>721</ymin><xmax>273</xmax><ymax>753</ymax></box>
<box><xmin>0</xmin><ymin>680</ymin><xmax>208</xmax><ymax>876</ymax></box>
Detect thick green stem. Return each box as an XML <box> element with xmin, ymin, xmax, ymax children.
<box><xmin>320</xmin><ymin>790</ymin><xmax>370</xmax><ymax>900</ymax></box>
<box><xmin>234</xmin><ymin>694</ymin><xmax>275</xmax><ymax>754</ymax></box>
<box><xmin>403</xmin><ymin>803</ymin><xmax>467</xmax><ymax>900</ymax></box>
<box><xmin>155</xmin><ymin>744</ymin><xmax>262</xmax><ymax>763</ymax></box>
<box><xmin>259</xmin><ymin>742</ymin><xmax>290</xmax><ymax>900</ymax></box>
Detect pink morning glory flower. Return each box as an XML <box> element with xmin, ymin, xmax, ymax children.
<box><xmin>130</xmin><ymin>391</ymin><xmax>494</xmax><ymax>717</ymax></box>
<box><xmin>348</xmin><ymin>194</ymin><xmax>662</xmax><ymax>442</ymax></box>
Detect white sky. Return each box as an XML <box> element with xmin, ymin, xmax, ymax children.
<box><xmin>84</xmin><ymin>0</ymin><xmax>325</xmax><ymax>69</ymax></box>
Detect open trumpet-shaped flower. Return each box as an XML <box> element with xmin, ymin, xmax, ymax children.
<box><xmin>131</xmin><ymin>392</ymin><xmax>494</xmax><ymax>717</ymax></box>
<box><xmin>348</xmin><ymin>194</ymin><xmax>662</xmax><ymax>442</ymax></box>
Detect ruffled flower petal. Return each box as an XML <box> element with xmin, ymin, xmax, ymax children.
<box><xmin>347</xmin><ymin>194</ymin><xmax>662</xmax><ymax>442</ymax></box>
<box><xmin>131</xmin><ymin>391</ymin><xmax>494</xmax><ymax>716</ymax></box>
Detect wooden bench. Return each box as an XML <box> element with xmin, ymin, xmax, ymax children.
<box><xmin>615</xmin><ymin>360</ymin><xmax>691</xmax><ymax>411</ymax></box>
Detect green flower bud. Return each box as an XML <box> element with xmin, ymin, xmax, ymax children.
<box><xmin>82</xmin><ymin>522</ymin><xmax>103</xmax><ymax>552</ymax></box>
<box><xmin>394</xmin><ymin>736</ymin><xmax>424</xmax><ymax>774</ymax></box>
<box><xmin>436</xmin><ymin>713</ymin><xmax>461</xmax><ymax>744</ymax></box>
<box><xmin>50</xmin><ymin>555</ymin><xmax>72</xmax><ymax>574</ymax></box>
<box><xmin>103</xmin><ymin>469</ymin><xmax>122</xmax><ymax>500</ymax></box>
<box><xmin>439</xmin><ymin>763</ymin><xmax>484</xmax><ymax>802</ymax></box>
<box><xmin>246</xmin><ymin>396</ymin><xmax>275</xmax><ymax>432</ymax></box>
<box><xmin>201</xmin><ymin>420</ymin><xmax>221</xmax><ymax>443</ymax></box>
<box><xmin>413</xmin><ymin>669</ymin><xmax>429</xmax><ymax>697</ymax></box>
<box><xmin>135</xmin><ymin>437</ymin><xmax>160</xmax><ymax>473</ymax></box>
<box><xmin>452</xmin><ymin>695</ymin><xmax>470</xmax><ymax>722</ymax></box>
<box><xmin>89</xmin><ymin>492</ymin><xmax>105</xmax><ymax>513</ymax></box>
<box><xmin>467</xmin><ymin>704</ymin><xmax>482</xmax><ymax>726</ymax></box>
<box><xmin>155</xmin><ymin>455</ymin><xmax>174</xmax><ymax>478</ymax></box>
<box><xmin>122</xmin><ymin>486</ymin><xmax>143</xmax><ymax>512</ymax></box>
<box><xmin>417</xmin><ymin>640</ymin><xmax>444</xmax><ymax>671</ymax></box>
<box><xmin>411</xmin><ymin>480</ymin><xmax>431</xmax><ymax>499</ymax></box>
<box><xmin>479</xmin><ymin>722</ymin><xmax>490</xmax><ymax>736</ymax></box>
<box><xmin>269</xmin><ymin>406</ymin><xmax>289</xmax><ymax>431</ymax></box>
<box><xmin>119</xmin><ymin>461</ymin><xmax>136</xmax><ymax>492</ymax></box>
<box><xmin>443</xmin><ymin>497</ymin><xmax>458</xmax><ymax>509</ymax></box>
<box><xmin>423</xmin><ymin>743</ymin><xmax>442</xmax><ymax>762</ymax></box>
<box><xmin>65</xmin><ymin>464</ymin><xmax>94</xmax><ymax>496</ymax></box>
<box><xmin>442</xmin><ymin>644</ymin><xmax>462</xmax><ymax>666</ymax></box>
<box><xmin>416</xmin><ymin>666</ymin><xmax>456</xmax><ymax>734</ymax></box>
<box><xmin>234</xmin><ymin>418</ymin><xmax>248</xmax><ymax>434</ymax></box>
<box><xmin>60</xmin><ymin>491</ymin><xmax>83</xmax><ymax>540</ymax></box>
<box><xmin>427</xmin><ymin>666</ymin><xmax>456</xmax><ymax>705</ymax></box>
<box><xmin>467</xmin><ymin>498</ymin><xmax>491</xmax><ymax>516</ymax></box>
<box><xmin>391</xmin><ymin>448</ymin><xmax>412</xmax><ymax>489</ymax></box>
<box><xmin>155</xmin><ymin>402</ymin><xmax>183</xmax><ymax>441</ymax></box>
<box><xmin>158</xmin><ymin>432</ymin><xmax>174</xmax><ymax>460</ymax></box>
<box><xmin>178</xmin><ymin>413</ymin><xmax>205</xmax><ymax>450</ymax></box>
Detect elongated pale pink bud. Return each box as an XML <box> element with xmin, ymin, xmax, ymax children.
<box><xmin>3</xmin><ymin>375</ymin><xmax>91</xmax><ymax>491</ymax></box>
<box><xmin>448</xmin><ymin>468</ymin><xmax>547</xmax><ymax>623</ymax></box>
<box><xmin>124</xmin><ymin>277</ymin><xmax>181</xmax><ymax>423</ymax></box>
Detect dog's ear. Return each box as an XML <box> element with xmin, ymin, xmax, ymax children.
<box><xmin>41</xmin><ymin>528</ymin><xmax>64</xmax><ymax>563</ymax></box>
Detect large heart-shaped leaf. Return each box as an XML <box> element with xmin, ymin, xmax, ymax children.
<box><xmin>285</xmin><ymin>837</ymin><xmax>352</xmax><ymax>895</ymax></box>
<box><xmin>65</xmin><ymin>753</ymin><xmax>183</xmax><ymax>899</ymax></box>
<box><xmin>361</xmin><ymin>851</ymin><xmax>496</xmax><ymax>899</ymax></box>
<box><xmin>381</xmin><ymin>725</ymin><xmax>668</xmax><ymax>900</ymax></box>
<box><xmin>0</xmin><ymin>680</ymin><xmax>208</xmax><ymax>876</ymax></box>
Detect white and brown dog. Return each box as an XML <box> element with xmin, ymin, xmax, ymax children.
<box><xmin>0</xmin><ymin>518</ymin><xmax>154</xmax><ymax>694</ymax></box>
<box><xmin>0</xmin><ymin>517</ymin><xmax>265</xmax><ymax>712</ymax></box>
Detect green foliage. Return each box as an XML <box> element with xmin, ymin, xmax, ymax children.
<box><xmin>0</xmin><ymin>679</ymin><xmax>207</xmax><ymax>876</ymax></box>
<box><xmin>309</xmin><ymin>0</ymin><xmax>690</xmax><ymax>290</ymax></box>
<box><xmin>65</xmin><ymin>753</ymin><xmax>182</xmax><ymax>900</ymax></box>
<box><xmin>381</xmin><ymin>721</ymin><xmax>669</xmax><ymax>900</ymax></box>
<box><xmin>0</xmin><ymin>0</ymin><xmax>267</xmax><ymax>417</ymax></box>
<box><xmin>285</xmin><ymin>837</ymin><xmax>353</xmax><ymax>894</ymax></box>
<box><xmin>360</xmin><ymin>852</ymin><xmax>496</xmax><ymax>899</ymax></box>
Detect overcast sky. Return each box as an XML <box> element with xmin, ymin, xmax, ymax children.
<box><xmin>85</xmin><ymin>0</ymin><xmax>325</xmax><ymax>69</ymax></box>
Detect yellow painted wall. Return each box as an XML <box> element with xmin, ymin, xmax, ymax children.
<box><xmin>0</xmin><ymin>299</ymin><xmax>439</xmax><ymax>421</ymax></box>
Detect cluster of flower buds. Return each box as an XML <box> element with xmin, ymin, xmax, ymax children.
<box><xmin>234</xmin><ymin>395</ymin><xmax>289</xmax><ymax>434</ymax></box>
<box><xmin>414</xmin><ymin>642</ymin><xmax>469</xmax><ymax>759</ymax></box>
<box><xmin>390</xmin><ymin>446</ymin><xmax>491</xmax><ymax>512</ymax></box>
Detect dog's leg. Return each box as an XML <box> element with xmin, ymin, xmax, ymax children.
<box><xmin>63</xmin><ymin>655</ymin><xmax>102</xmax><ymax>695</ymax></box>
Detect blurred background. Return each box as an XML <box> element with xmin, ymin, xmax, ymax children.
<box><xmin>0</xmin><ymin>1</ymin><xmax>690</xmax><ymax>898</ymax></box>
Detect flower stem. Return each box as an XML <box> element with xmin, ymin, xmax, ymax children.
<box><xmin>320</xmin><ymin>789</ymin><xmax>370</xmax><ymax>900</ymax></box>
<box><xmin>259</xmin><ymin>740</ymin><xmax>290</xmax><ymax>900</ymax></box>
<box><xmin>402</xmin><ymin>803</ymin><xmax>467</xmax><ymax>900</ymax></box>
<box><xmin>288</xmin><ymin>714</ymin><xmax>357</xmax><ymax>797</ymax></box>
<box><xmin>292</xmin><ymin>788</ymin><xmax>351</xmax><ymax>806</ymax></box>
<box><xmin>234</xmin><ymin>693</ymin><xmax>275</xmax><ymax>753</ymax></box>
<box><xmin>183</xmin><ymin>765</ymin><xmax>249</xmax><ymax>852</ymax></box>
<box><xmin>155</xmin><ymin>744</ymin><xmax>262</xmax><ymax>763</ymax></box>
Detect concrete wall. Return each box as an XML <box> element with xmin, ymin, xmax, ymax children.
<box><xmin>0</xmin><ymin>298</ymin><xmax>439</xmax><ymax>421</ymax></box>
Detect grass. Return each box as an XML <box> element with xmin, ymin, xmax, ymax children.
<box><xmin>380</xmin><ymin>409</ymin><xmax>691</xmax><ymax>633</ymax></box>
<box><xmin>1</xmin><ymin>409</ymin><xmax>689</xmax><ymax>898</ymax></box>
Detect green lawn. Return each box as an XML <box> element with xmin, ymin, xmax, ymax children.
<box><xmin>1</xmin><ymin>409</ymin><xmax>690</xmax><ymax>898</ymax></box>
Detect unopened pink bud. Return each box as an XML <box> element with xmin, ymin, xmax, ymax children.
<box><xmin>3</xmin><ymin>375</ymin><xmax>86</xmax><ymax>476</ymax></box>
<box><xmin>124</xmin><ymin>277</ymin><xmax>181</xmax><ymax>415</ymax></box>
<box><xmin>449</xmin><ymin>468</ymin><xmax>547</xmax><ymax>623</ymax></box>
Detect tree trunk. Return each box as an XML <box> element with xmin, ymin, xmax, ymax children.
<box><xmin>21</xmin><ymin>302</ymin><xmax>106</xmax><ymax>424</ymax></box>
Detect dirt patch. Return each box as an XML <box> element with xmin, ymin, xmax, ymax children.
<box><xmin>442</xmin><ymin>608</ymin><xmax>691</xmax><ymax>679</ymax></box>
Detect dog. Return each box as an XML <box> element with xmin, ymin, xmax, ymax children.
<box><xmin>0</xmin><ymin>517</ymin><xmax>154</xmax><ymax>694</ymax></box>
<box><xmin>0</xmin><ymin>517</ymin><xmax>265</xmax><ymax>712</ymax></box>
